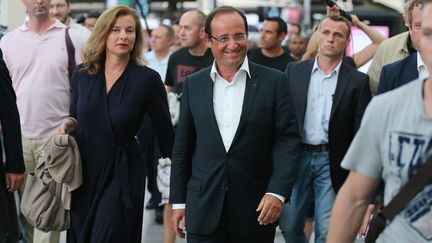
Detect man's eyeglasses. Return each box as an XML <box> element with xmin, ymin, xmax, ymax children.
<box><xmin>209</xmin><ymin>34</ymin><xmax>248</xmax><ymax>44</ymax></box>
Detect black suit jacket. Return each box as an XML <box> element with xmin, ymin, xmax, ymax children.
<box><xmin>170</xmin><ymin>62</ymin><xmax>301</xmax><ymax>235</ymax></box>
<box><xmin>285</xmin><ymin>59</ymin><xmax>371</xmax><ymax>192</ymax></box>
<box><xmin>377</xmin><ymin>53</ymin><xmax>418</xmax><ymax>95</ymax></box>
<box><xmin>0</xmin><ymin>49</ymin><xmax>24</xmax><ymax>175</ymax></box>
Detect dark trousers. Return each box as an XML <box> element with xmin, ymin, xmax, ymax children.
<box><xmin>0</xmin><ymin>172</ymin><xmax>20</xmax><ymax>243</ymax></box>
<box><xmin>187</xmin><ymin>198</ymin><xmax>275</xmax><ymax>243</ymax></box>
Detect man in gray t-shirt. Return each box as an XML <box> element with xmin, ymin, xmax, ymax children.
<box><xmin>327</xmin><ymin>1</ymin><xmax>432</xmax><ymax>242</ymax></box>
<box><xmin>334</xmin><ymin>79</ymin><xmax>432</xmax><ymax>242</ymax></box>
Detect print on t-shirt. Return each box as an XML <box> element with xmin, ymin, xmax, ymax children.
<box><xmin>176</xmin><ymin>65</ymin><xmax>197</xmax><ymax>83</ymax></box>
<box><xmin>388</xmin><ymin>131</ymin><xmax>432</xmax><ymax>240</ymax></box>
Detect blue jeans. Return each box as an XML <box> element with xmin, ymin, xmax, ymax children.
<box><xmin>279</xmin><ymin>151</ymin><xmax>335</xmax><ymax>243</ymax></box>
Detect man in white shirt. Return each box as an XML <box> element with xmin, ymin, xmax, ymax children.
<box><xmin>169</xmin><ymin>6</ymin><xmax>301</xmax><ymax>243</ymax></box>
<box><xmin>145</xmin><ymin>24</ymin><xmax>174</xmax><ymax>83</ymax></box>
<box><xmin>50</xmin><ymin>0</ymin><xmax>90</xmax><ymax>43</ymax></box>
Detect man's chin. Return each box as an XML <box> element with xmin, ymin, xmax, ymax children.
<box><xmin>221</xmin><ymin>58</ymin><xmax>244</xmax><ymax>68</ymax></box>
<box><xmin>34</xmin><ymin>12</ymin><xmax>48</xmax><ymax>19</ymax></box>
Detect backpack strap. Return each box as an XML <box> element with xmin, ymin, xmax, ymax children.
<box><xmin>65</xmin><ymin>27</ymin><xmax>76</xmax><ymax>80</ymax></box>
<box><xmin>366</xmin><ymin>155</ymin><xmax>432</xmax><ymax>243</ymax></box>
<box><xmin>381</xmin><ymin>155</ymin><xmax>432</xmax><ymax>222</ymax></box>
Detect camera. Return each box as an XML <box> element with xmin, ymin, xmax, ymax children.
<box><xmin>325</xmin><ymin>0</ymin><xmax>352</xmax><ymax>21</ymax></box>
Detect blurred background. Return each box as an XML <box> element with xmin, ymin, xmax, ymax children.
<box><xmin>0</xmin><ymin>0</ymin><xmax>407</xmax><ymax>71</ymax></box>
<box><xmin>0</xmin><ymin>0</ymin><xmax>406</xmax><ymax>37</ymax></box>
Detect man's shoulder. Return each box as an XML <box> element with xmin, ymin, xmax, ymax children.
<box><xmin>329</xmin><ymin>61</ymin><xmax>369</xmax><ymax>92</ymax></box>
<box><xmin>384</xmin><ymin>52</ymin><xmax>417</xmax><ymax>71</ymax></box>
<box><xmin>170</xmin><ymin>47</ymin><xmax>188</xmax><ymax>57</ymax></box>
<box><xmin>383</xmin><ymin>31</ymin><xmax>409</xmax><ymax>44</ymax></box>
<box><xmin>0</xmin><ymin>25</ymin><xmax>26</xmax><ymax>44</ymax></box>
<box><xmin>360</xmin><ymin>81</ymin><xmax>420</xmax><ymax>131</ymax></box>
<box><xmin>186</xmin><ymin>66</ymin><xmax>212</xmax><ymax>80</ymax></box>
<box><xmin>70</xmin><ymin>21</ymin><xmax>90</xmax><ymax>34</ymax></box>
<box><xmin>376</xmin><ymin>31</ymin><xmax>409</xmax><ymax>53</ymax></box>
<box><xmin>145</xmin><ymin>50</ymin><xmax>156</xmax><ymax>60</ymax></box>
<box><xmin>374</xmin><ymin>79</ymin><xmax>420</xmax><ymax>105</ymax></box>
<box><xmin>69</xmin><ymin>22</ymin><xmax>90</xmax><ymax>38</ymax></box>
<box><xmin>130</xmin><ymin>64</ymin><xmax>162</xmax><ymax>87</ymax></box>
<box><xmin>341</xmin><ymin>60</ymin><xmax>367</xmax><ymax>79</ymax></box>
<box><xmin>247</xmin><ymin>48</ymin><xmax>261</xmax><ymax>56</ymax></box>
<box><xmin>286</xmin><ymin>59</ymin><xmax>312</xmax><ymax>72</ymax></box>
<box><xmin>167</xmin><ymin>48</ymin><xmax>190</xmax><ymax>65</ymax></box>
<box><xmin>180</xmin><ymin>66</ymin><xmax>211</xmax><ymax>92</ymax></box>
<box><xmin>250</xmin><ymin>61</ymin><xmax>283</xmax><ymax>75</ymax></box>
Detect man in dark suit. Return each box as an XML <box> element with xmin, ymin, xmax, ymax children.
<box><xmin>377</xmin><ymin>52</ymin><xmax>428</xmax><ymax>94</ymax></box>
<box><xmin>280</xmin><ymin>15</ymin><xmax>371</xmax><ymax>243</ymax></box>
<box><xmin>0</xmin><ymin>48</ymin><xmax>25</xmax><ymax>242</ymax></box>
<box><xmin>169</xmin><ymin>6</ymin><xmax>301</xmax><ymax>243</ymax></box>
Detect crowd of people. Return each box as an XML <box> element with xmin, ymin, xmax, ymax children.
<box><xmin>0</xmin><ymin>0</ymin><xmax>431</xmax><ymax>243</ymax></box>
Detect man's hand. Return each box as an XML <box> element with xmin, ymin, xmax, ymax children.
<box><xmin>326</xmin><ymin>5</ymin><xmax>341</xmax><ymax>16</ymax></box>
<box><xmin>5</xmin><ymin>172</ymin><xmax>24</xmax><ymax>192</ymax></box>
<box><xmin>256</xmin><ymin>194</ymin><xmax>283</xmax><ymax>225</ymax></box>
<box><xmin>351</xmin><ymin>15</ymin><xmax>363</xmax><ymax>28</ymax></box>
<box><xmin>171</xmin><ymin>209</ymin><xmax>186</xmax><ymax>239</ymax></box>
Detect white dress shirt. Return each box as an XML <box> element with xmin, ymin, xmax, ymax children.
<box><xmin>172</xmin><ymin>57</ymin><xmax>284</xmax><ymax>210</ymax></box>
<box><xmin>417</xmin><ymin>52</ymin><xmax>429</xmax><ymax>81</ymax></box>
<box><xmin>211</xmin><ymin>58</ymin><xmax>249</xmax><ymax>152</ymax></box>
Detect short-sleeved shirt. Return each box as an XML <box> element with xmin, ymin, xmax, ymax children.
<box><xmin>0</xmin><ymin>20</ymin><xmax>83</xmax><ymax>138</ymax></box>
<box><xmin>247</xmin><ymin>48</ymin><xmax>295</xmax><ymax>72</ymax></box>
<box><xmin>341</xmin><ymin>79</ymin><xmax>432</xmax><ymax>242</ymax></box>
<box><xmin>164</xmin><ymin>47</ymin><xmax>213</xmax><ymax>94</ymax></box>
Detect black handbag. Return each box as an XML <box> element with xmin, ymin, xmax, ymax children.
<box><xmin>365</xmin><ymin>155</ymin><xmax>432</xmax><ymax>243</ymax></box>
<box><xmin>0</xmin><ymin>170</ymin><xmax>20</xmax><ymax>243</ymax></box>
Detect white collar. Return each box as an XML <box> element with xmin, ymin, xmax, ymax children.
<box><xmin>210</xmin><ymin>56</ymin><xmax>251</xmax><ymax>83</ymax></box>
<box><xmin>417</xmin><ymin>52</ymin><xmax>429</xmax><ymax>80</ymax></box>
<box><xmin>312</xmin><ymin>55</ymin><xmax>343</xmax><ymax>77</ymax></box>
<box><xmin>20</xmin><ymin>19</ymin><xmax>65</xmax><ymax>32</ymax></box>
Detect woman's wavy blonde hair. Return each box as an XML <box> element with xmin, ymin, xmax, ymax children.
<box><xmin>81</xmin><ymin>5</ymin><xmax>144</xmax><ymax>75</ymax></box>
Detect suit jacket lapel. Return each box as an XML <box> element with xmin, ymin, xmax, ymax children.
<box><xmin>229</xmin><ymin>62</ymin><xmax>259</xmax><ymax>150</ymax></box>
<box><xmin>297</xmin><ymin>60</ymin><xmax>314</xmax><ymax>132</ymax></box>
<box><xmin>203</xmin><ymin>71</ymin><xmax>227</xmax><ymax>153</ymax></box>
<box><xmin>330</xmin><ymin>62</ymin><xmax>350</xmax><ymax>119</ymax></box>
<box><xmin>405</xmin><ymin>54</ymin><xmax>419</xmax><ymax>81</ymax></box>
